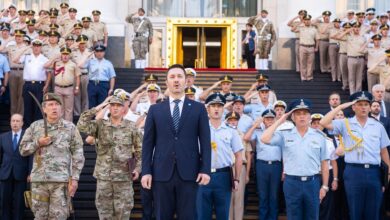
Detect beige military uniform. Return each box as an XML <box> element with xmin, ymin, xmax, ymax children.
<box><xmin>346</xmin><ymin>34</ymin><xmax>366</xmax><ymax>94</ymax></box>
<box><xmin>77</xmin><ymin>108</ymin><xmax>143</xmax><ymax>220</ymax></box>
<box><xmin>90</xmin><ymin>21</ymin><xmax>107</xmax><ymax>43</ymax></box>
<box><xmin>57</xmin><ymin>13</ymin><xmax>70</xmax><ymax>27</ymax></box>
<box><xmin>11</xmin><ymin>22</ymin><xmax>27</xmax><ymax>33</ymax></box>
<box><xmin>5</xmin><ymin>44</ymin><xmax>31</xmax><ymax>115</ymax></box>
<box><xmin>62</xmin><ymin>19</ymin><xmax>78</xmax><ymax>37</ymax></box>
<box><xmin>71</xmin><ymin>49</ymin><xmax>91</xmax><ymax>115</ymax></box>
<box><xmin>314</xmin><ymin>21</ymin><xmax>332</xmax><ymax>73</ymax></box>
<box><xmin>291</xmin><ymin>20</ymin><xmax>304</xmax><ymax>72</ymax></box>
<box><xmin>329</xmin><ymin>27</ymin><xmax>342</xmax><ymax>81</ymax></box>
<box><xmin>380</xmin><ymin>64</ymin><xmax>390</xmax><ymax>102</ymax></box>
<box><xmin>35</xmin><ymin>17</ymin><xmax>51</xmax><ymax>32</ymax></box>
<box><xmin>54</xmin><ymin>60</ymin><xmax>81</xmax><ymax>121</ymax></box>
<box><xmin>26</xmin><ymin>31</ymin><xmax>39</xmax><ymax>40</ymax></box>
<box><xmin>338</xmin><ymin>34</ymin><xmax>349</xmax><ymax>90</ymax></box>
<box><xmin>366</xmin><ymin>47</ymin><xmax>385</xmax><ymax>92</ymax></box>
<box><xmin>126</xmin><ymin>14</ymin><xmax>153</xmax><ymax>60</ymax></box>
<box><xmin>298</xmin><ymin>25</ymin><xmax>319</xmax><ymax>81</ymax></box>
<box><xmin>381</xmin><ymin>36</ymin><xmax>390</xmax><ymax>49</ymax></box>
<box><xmin>42</xmin><ymin>44</ymin><xmax>61</xmax><ymax>91</ymax></box>
<box><xmin>247</xmin><ymin>16</ymin><xmax>276</xmax><ymax>59</ymax></box>
<box><xmin>19</xmin><ymin>119</ymin><xmax>85</xmax><ymax>220</ymax></box>
<box><xmin>81</xmin><ymin>28</ymin><xmax>98</xmax><ymax>48</ymax></box>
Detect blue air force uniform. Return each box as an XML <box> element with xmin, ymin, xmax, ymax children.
<box><xmin>269</xmin><ymin>99</ymin><xmax>329</xmax><ymax>220</ymax></box>
<box><xmin>196</xmin><ymin>93</ymin><xmax>243</xmax><ymax>220</ymax></box>
<box><xmin>244</xmin><ymin>85</ymin><xmax>273</xmax><ymax>120</ymax></box>
<box><xmin>329</xmin><ymin>91</ymin><xmax>390</xmax><ymax>220</ymax></box>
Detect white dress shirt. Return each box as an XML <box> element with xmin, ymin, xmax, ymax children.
<box><xmin>169</xmin><ymin>95</ymin><xmax>185</xmax><ymax>116</ymax></box>
<box><xmin>12</xmin><ymin>129</ymin><xmax>22</xmax><ymax>144</ymax></box>
<box><xmin>20</xmin><ymin>53</ymin><xmax>48</xmax><ymax>81</ymax></box>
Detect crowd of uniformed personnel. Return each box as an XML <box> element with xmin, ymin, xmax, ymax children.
<box><xmin>0</xmin><ymin>2</ymin><xmax>390</xmax><ymax>220</ymax></box>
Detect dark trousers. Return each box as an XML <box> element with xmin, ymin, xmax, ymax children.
<box><xmin>0</xmin><ymin>176</ymin><xmax>27</xmax><ymax>220</ymax></box>
<box><xmin>320</xmin><ymin>171</ymin><xmax>335</xmax><ymax>220</ymax></box>
<box><xmin>196</xmin><ymin>171</ymin><xmax>232</xmax><ymax>220</ymax></box>
<box><xmin>284</xmin><ymin>175</ymin><xmax>320</xmax><ymax>220</ymax></box>
<box><xmin>153</xmin><ymin>167</ymin><xmax>198</xmax><ymax>220</ymax></box>
<box><xmin>256</xmin><ymin>160</ymin><xmax>282</xmax><ymax>220</ymax></box>
<box><xmin>23</xmin><ymin>81</ymin><xmax>43</xmax><ymax>127</ymax></box>
<box><xmin>88</xmin><ymin>81</ymin><xmax>109</xmax><ymax>108</ymax></box>
<box><xmin>334</xmin><ymin>157</ymin><xmax>349</xmax><ymax>220</ymax></box>
<box><xmin>344</xmin><ymin>164</ymin><xmax>383</xmax><ymax>220</ymax></box>
<box><xmin>141</xmin><ymin>186</ymin><xmax>154</xmax><ymax>220</ymax></box>
<box><xmin>245</xmin><ymin>44</ymin><xmax>256</xmax><ymax>68</ymax></box>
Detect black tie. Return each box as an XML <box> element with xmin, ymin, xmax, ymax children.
<box><xmin>173</xmin><ymin>99</ymin><xmax>181</xmax><ymax>132</ymax></box>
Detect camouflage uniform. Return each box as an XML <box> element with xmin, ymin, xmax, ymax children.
<box><xmin>125</xmin><ymin>14</ymin><xmax>153</xmax><ymax>68</ymax></box>
<box><xmin>19</xmin><ymin>119</ymin><xmax>85</xmax><ymax>220</ymax></box>
<box><xmin>247</xmin><ymin>16</ymin><xmax>276</xmax><ymax>59</ymax></box>
<box><xmin>77</xmin><ymin>108</ymin><xmax>143</xmax><ymax>220</ymax></box>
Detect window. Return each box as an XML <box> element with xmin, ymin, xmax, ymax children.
<box><xmin>0</xmin><ymin>0</ymin><xmax>68</xmax><ymax>11</ymax></box>
<box><xmin>222</xmin><ymin>0</ymin><xmax>257</xmax><ymax>17</ymax></box>
<box><xmin>185</xmin><ymin>0</ymin><xmax>221</xmax><ymax>17</ymax></box>
<box><xmin>147</xmin><ymin>0</ymin><xmax>184</xmax><ymax>17</ymax></box>
<box><xmin>347</xmin><ymin>0</ymin><xmax>360</xmax><ymax>10</ymax></box>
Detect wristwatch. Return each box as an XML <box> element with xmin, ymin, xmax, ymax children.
<box><xmin>321</xmin><ymin>185</ymin><xmax>329</xmax><ymax>192</ymax></box>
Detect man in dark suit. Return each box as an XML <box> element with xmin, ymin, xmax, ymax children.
<box><xmin>372</xmin><ymin>84</ymin><xmax>390</xmax><ymax>118</ymax></box>
<box><xmin>0</xmin><ymin>114</ymin><xmax>29</xmax><ymax>220</ymax></box>
<box><xmin>141</xmin><ymin>64</ymin><xmax>211</xmax><ymax>220</ymax></box>
<box><xmin>370</xmin><ymin>100</ymin><xmax>390</xmax><ymax>137</ymax></box>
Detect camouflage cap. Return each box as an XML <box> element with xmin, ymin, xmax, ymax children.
<box><xmin>43</xmin><ymin>93</ymin><xmax>63</xmax><ymax>105</ymax></box>
<box><xmin>108</xmin><ymin>96</ymin><xmax>124</xmax><ymax>105</ymax></box>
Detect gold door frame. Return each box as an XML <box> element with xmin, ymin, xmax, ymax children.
<box><xmin>166</xmin><ymin>18</ymin><xmax>238</xmax><ymax>68</ymax></box>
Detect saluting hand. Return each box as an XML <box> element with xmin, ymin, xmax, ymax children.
<box><xmin>196</xmin><ymin>173</ymin><xmax>210</xmax><ymax>185</ymax></box>
<box><xmin>339</xmin><ymin>100</ymin><xmax>356</xmax><ymax>110</ymax></box>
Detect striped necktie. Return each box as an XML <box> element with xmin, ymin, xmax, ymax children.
<box><xmin>172</xmin><ymin>99</ymin><xmax>181</xmax><ymax>132</ymax></box>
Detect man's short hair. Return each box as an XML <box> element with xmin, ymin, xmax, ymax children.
<box><xmin>246</xmin><ymin>23</ymin><xmax>253</xmax><ymax>27</ymax></box>
<box><xmin>372</xmin><ymin>84</ymin><xmax>385</xmax><ymax>92</ymax></box>
<box><xmin>138</xmin><ymin>8</ymin><xmax>145</xmax><ymax>14</ymax></box>
<box><xmin>167</xmin><ymin>64</ymin><xmax>186</xmax><ymax>76</ymax></box>
<box><xmin>371</xmin><ymin>100</ymin><xmax>381</xmax><ymax>106</ymax></box>
<box><xmin>329</xmin><ymin>91</ymin><xmax>340</xmax><ymax>99</ymax></box>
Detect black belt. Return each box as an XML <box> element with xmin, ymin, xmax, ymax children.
<box><xmin>11</xmin><ymin>67</ymin><xmax>23</xmax><ymax>71</ymax></box>
<box><xmin>211</xmin><ymin>167</ymin><xmax>230</xmax><ymax>173</ymax></box>
<box><xmin>300</xmin><ymin>44</ymin><xmax>315</xmax><ymax>47</ymax></box>
<box><xmin>319</xmin><ymin>39</ymin><xmax>329</xmax><ymax>42</ymax></box>
<box><xmin>89</xmin><ymin>80</ymin><xmax>108</xmax><ymax>85</ymax></box>
<box><xmin>285</xmin><ymin>174</ymin><xmax>319</xmax><ymax>181</ymax></box>
<box><xmin>339</xmin><ymin>53</ymin><xmax>347</xmax><ymax>55</ymax></box>
<box><xmin>135</xmin><ymin>32</ymin><xmax>146</xmax><ymax>37</ymax></box>
<box><xmin>346</xmin><ymin>163</ymin><xmax>380</xmax><ymax>169</ymax></box>
<box><xmin>81</xmin><ymin>72</ymin><xmax>88</xmax><ymax>75</ymax></box>
<box><xmin>25</xmin><ymin>80</ymin><xmax>44</xmax><ymax>84</ymax></box>
<box><xmin>55</xmin><ymin>84</ymin><xmax>73</xmax><ymax>88</ymax></box>
<box><xmin>348</xmin><ymin>56</ymin><xmax>365</xmax><ymax>59</ymax></box>
<box><xmin>258</xmin><ymin>159</ymin><xmax>281</xmax><ymax>165</ymax></box>
<box><xmin>329</xmin><ymin>43</ymin><xmax>338</xmax><ymax>45</ymax></box>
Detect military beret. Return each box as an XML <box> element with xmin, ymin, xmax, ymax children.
<box><xmin>43</xmin><ymin>93</ymin><xmax>63</xmax><ymax>105</ymax></box>
<box><xmin>206</xmin><ymin>93</ymin><xmax>226</xmax><ymax>105</ymax></box>
<box><xmin>311</xmin><ymin>113</ymin><xmax>324</xmax><ymax>120</ymax></box>
<box><xmin>60</xmin><ymin>47</ymin><xmax>72</xmax><ymax>54</ymax></box>
<box><xmin>108</xmin><ymin>96</ymin><xmax>124</xmax><ymax>106</ymax></box>
<box><xmin>261</xmin><ymin>109</ymin><xmax>276</xmax><ymax>118</ymax></box>
<box><xmin>288</xmin><ymin>99</ymin><xmax>312</xmax><ymax>112</ymax></box>
<box><xmin>144</xmin><ymin>74</ymin><xmax>158</xmax><ymax>82</ymax></box>
<box><xmin>82</xmin><ymin>17</ymin><xmax>92</xmax><ymax>22</ymax></box>
<box><xmin>219</xmin><ymin>75</ymin><xmax>233</xmax><ymax>83</ymax></box>
<box><xmin>185</xmin><ymin>68</ymin><xmax>197</xmax><ymax>77</ymax></box>
<box><xmin>185</xmin><ymin>87</ymin><xmax>196</xmax><ymax>95</ymax></box>
<box><xmin>14</xmin><ymin>29</ymin><xmax>26</xmax><ymax>37</ymax></box>
<box><xmin>257</xmin><ymin>84</ymin><xmax>271</xmax><ymax>91</ymax></box>
<box><xmin>273</xmin><ymin>100</ymin><xmax>287</xmax><ymax>109</ymax></box>
<box><xmin>232</xmin><ymin>95</ymin><xmax>245</xmax><ymax>105</ymax></box>
<box><xmin>60</xmin><ymin>2</ymin><xmax>69</xmax><ymax>8</ymax></box>
<box><xmin>349</xmin><ymin>91</ymin><xmax>373</xmax><ymax>102</ymax></box>
<box><xmin>73</xmin><ymin>23</ymin><xmax>83</xmax><ymax>29</ymax></box>
<box><xmin>31</xmin><ymin>39</ymin><xmax>43</xmax><ymax>46</ymax></box>
<box><xmin>92</xmin><ymin>10</ymin><xmax>101</xmax><ymax>16</ymax></box>
<box><xmin>18</xmin><ymin>10</ymin><xmax>27</xmax><ymax>16</ymax></box>
<box><xmin>146</xmin><ymin>84</ymin><xmax>161</xmax><ymax>92</ymax></box>
<box><xmin>76</xmin><ymin>34</ymin><xmax>88</xmax><ymax>43</ymax></box>
<box><xmin>303</xmin><ymin>14</ymin><xmax>312</xmax><ymax>20</ymax></box>
<box><xmin>322</xmin><ymin>11</ymin><xmax>332</xmax><ymax>16</ymax></box>
<box><xmin>27</xmin><ymin>10</ymin><xmax>35</xmax><ymax>15</ymax></box>
<box><xmin>371</xmin><ymin>34</ymin><xmax>382</xmax><ymax>41</ymax></box>
<box><xmin>68</xmin><ymin>8</ymin><xmax>77</xmax><ymax>13</ymax></box>
<box><xmin>256</xmin><ymin>73</ymin><xmax>269</xmax><ymax>81</ymax></box>
<box><xmin>225</xmin><ymin>111</ymin><xmax>240</xmax><ymax>121</ymax></box>
<box><xmin>224</xmin><ymin>92</ymin><xmax>237</xmax><ymax>102</ymax></box>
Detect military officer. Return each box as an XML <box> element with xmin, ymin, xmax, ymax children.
<box><xmin>364</xmin><ymin>20</ymin><xmax>379</xmax><ymax>48</ymax></box>
<box><xmin>11</xmin><ymin>10</ymin><xmax>27</xmax><ymax>33</ymax></box>
<box><xmin>26</xmin><ymin>19</ymin><xmax>38</xmax><ymax>40</ymax></box>
<box><xmin>77</xmin><ymin>96</ymin><xmax>142</xmax><ymax>220</ymax></box>
<box><xmin>273</xmin><ymin>100</ymin><xmax>295</xmax><ymax>130</ymax></box>
<box><xmin>34</xmin><ymin>10</ymin><xmax>51</xmax><ymax>32</ymax></box>
<box><xmin>78</xmin><ymin>44</ymin><xmax>116</xmax><ymax>108</ymax></box>
<box><xmin>19</xmin><ymin>93</ymin><xmax>85</xmax><ymax>220</ymax></box>
<box><xmin>379</xmin><ymin>24</ymin><xmax>390</xmax><ymax>49</ymax></box>
<box><xmin>185</xmin><ymin>68</ymin><xmax>203</xmax><ymax>101</ymax></box>
<box><xmin>71</xmin><ymin>35</ymin><xmax>92</xmax><ymax>116</ymax></box>
<box><xmin>244</xmin><ymin>73</ymin><xmax>277</xmax><ymax>105</ymax></box>
<box><xmin>185</xmin><ymin>87</ymin><xmax>196</xmax><ymax>100</ymax></box>
<box><xmin>248</xmin><ymin>9</ymin><xmax>276</xmax><ymax>70</ymax></box>
<box><xmin>196</xmin><ymin>93</ymin><xmax>243</xmax><ymax>220</ymax></box>
<box><xmin>200</xmin><ymin>75</ymin><xmax>233</xmax><ymax>101</ymax></box>
<box><xmin>126</xmin><ymin>8</ymin><xmax>153</xmax><ymax>69</ymax></box>
<box><xmin>244</xmin><ymin>109</ymin><xmax>282</xmax><ymax>220</ymax></box>
<box><xmin>81</xmin><ymin>16</ymin><xmax>97</xmax><ymax>48</ymax></box>
<box><xmin>57</xmin><ymin>2</ymin><xmax>70</xmax><ymax>27</ymax></box>
<box><xmin>232</xmin><ymin>95</ymin><xmax>253</xmax><ymax>133</ymax></box>
<box><xmin>364</xmin><ymin>8</ymin><xmax>376</xmax><ymax>26</ymax></box>
<box><xmin>42</xmin><ymin>30</ymin><xmax>61</xmax><ymax>91</ymax></box>
<box><xmin>4</xmin><ymin>29</ymin><xmax>31</xmax><ymax>115</ymax></box>
<box><xmin>287</xmin><ymin>9</ymin><xmax>307</xmax><ymax>72</ymax></box>
<box><xmin>328</xmin><ymin>18</ymin><xmax>342</xmax><ymax>82</ymax></box>
<box><xmin>293</xmin><ymin>14</ymin><xmax>319</xmax><ymax>81</ymax></box>
<box><xmin>45</xmin><ymin>47</ymin><xmax>80</xmax><ymax>122</ymax></box>
<box><xmin>261</xmin><ymin>99</ymin><xmax>330</xmax><ymax>220</ymax></box>
<box><xmin>27</xmin><ymin>9</ymin><xmax>35</xmax><ymax>21</ymax></box>
<box><xmin>333</xmin><ymin>22</ymin><xmax>351</xmax><ymax>91</ymax></box>
<box><xmin>365</xmin><ymin>34</ymin><xmax>385</xmax><ymax>93</ymax></box>
<box><xmin>341</xmin><ymin>10</ymin><xmax>355</xmax><ymax>25</ymax></box>
<box><xmin>320</xmin><ymin>91</ymin><xmax>390</xmax><ymax>220</ymax></box>
<box><xmin>130</xmin><ymin>83</ymin><xmax>160</xmax><ymax>115</ymax></box>
<box><xmin>313</xmin><ymin>11</ymin><xmax>333</xmax><ymax>74</ymax></box>
<box><xmin>244</xmin><ymin>84</ymin><xmax>273</xmax><ymax>120</ymax></box>
<box><xmin>62</xmin><ymin>8</ymin><xmax>78</xmax><ymax>38</ymax></box>
<box><xmin>90</xmin><ymin>10</ymin><xmax>108</xmax><ymax>46</ymax></box>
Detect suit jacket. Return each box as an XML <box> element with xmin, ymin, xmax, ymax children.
<box><xmin>0</xmin><ymin>130</ymin><xmax>30</xmax><ymax>181</ymax></box>
<box><xmin>383</xmin><ymin>101</ymin><xmax>390</xmax><ymax>118</ymax></box>
<box><xmin>142</xmin><ymin>98</ymin><xmax>211</xmax><ymax>182</ymax></box>
<box><xmin>379</xmin><ymin>116</ymin><xmax>390</xmax><ymax>139</ymax></box>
